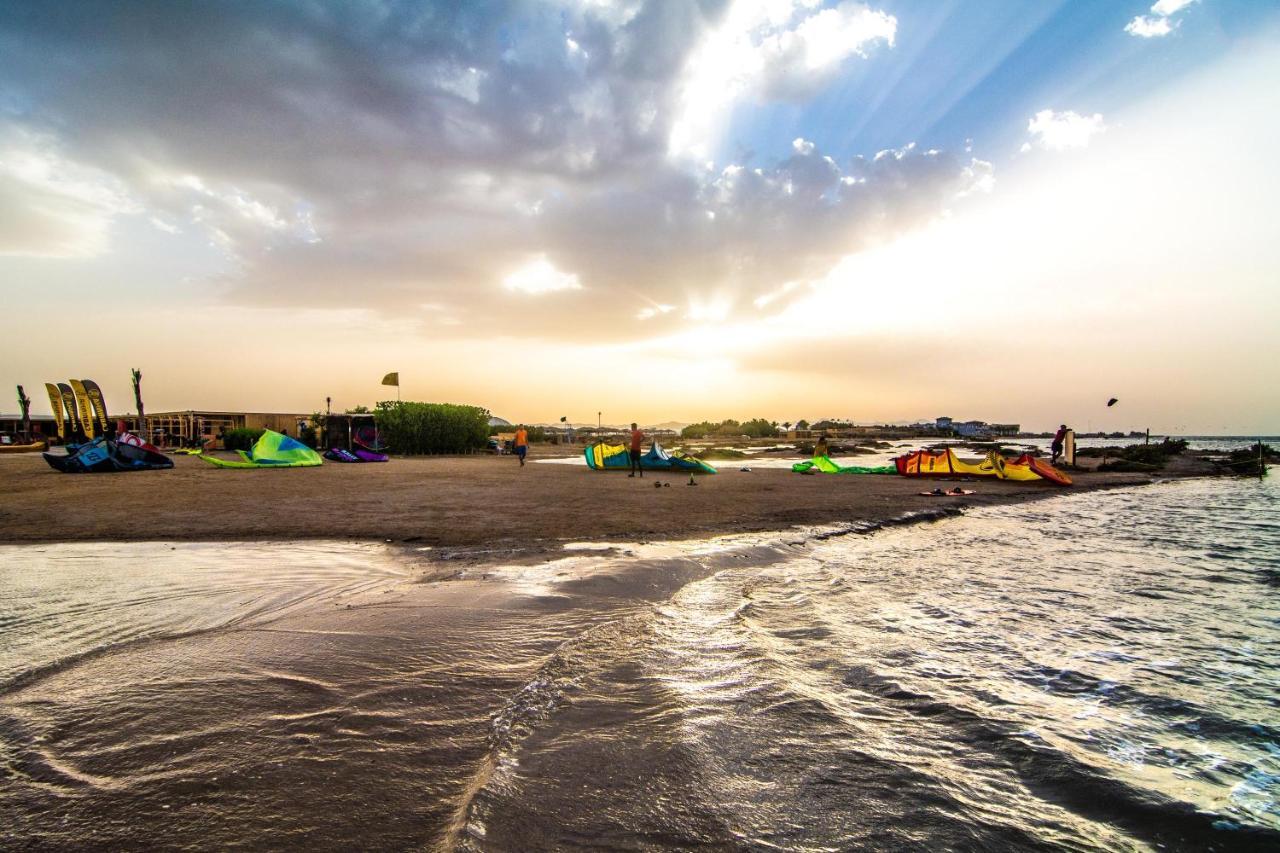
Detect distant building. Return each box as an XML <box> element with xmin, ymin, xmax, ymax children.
<box><xmin>936</xmin><ymin>416</ymin><xmax>953</xmax><ymax>430</ymax></box>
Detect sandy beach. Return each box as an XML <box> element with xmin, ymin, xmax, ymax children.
<box><xmin>0</xmin><ymin>447</ymin><xmax>1194</xmax><ymax>548</ymax></box>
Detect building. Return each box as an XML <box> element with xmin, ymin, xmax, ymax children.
<box><xmin>139</xmin><ymin>411</ymin><xmax>312</xmax><ymax>448</ymax></box>
<box><xmin>0</xmin><ymin>414</ymin><xmax>57</xmax><ymax>441</ymax></box>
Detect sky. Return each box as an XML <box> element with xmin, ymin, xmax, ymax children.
<box><xmin>1</xmin><ymin>0</ymin><xmax>1277</xmax><ymax>432</ymax></box>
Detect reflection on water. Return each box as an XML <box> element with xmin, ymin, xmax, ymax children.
<box><xmin>0</xmin><ymin>541</ymin><xmax>409</xmax><ymax>689</ymax></box>
<box><xmin>2</xmin><ymin>477</ymin><xmax>1278</xmax><ymax>850</ymax></box>
<box><xmin>464</xmin><ymin>477</ymin><xmax>1280</xmax><ymax>850</ymax></box>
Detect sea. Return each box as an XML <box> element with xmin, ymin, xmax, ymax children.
<box><xmin>1</xmin><ymin>439</ymin><xmax>1277</xmax><ymax>850</ymax></box>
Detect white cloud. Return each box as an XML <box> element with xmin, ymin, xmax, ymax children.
<box><xmin>670</xmin><ymin>1</ymin><xmax>895</xmax><ymax>158</ymax></box>
<box><xmin>1151</xmin><ymin>0</ymin><xmax>1196</xmax><ymax>16</ymax></box>
<box><xmin>1126</xmin><ymin>16</ymin><xmax>1173</xmax><ymax>38</ymax></box>
<box><xmin>503</xmin><ymin>254</ymin><xmax>583</xmax><ymax>294</ymax></box>
<box><xmin>1126</xmin><ymin>0</ymin><xmax>1198</xmax><ymax>38</ymax></box>
<box><xmin>0</xmin><ymin>124</ymin><xmax>138</xmax><ymax>258</ymax></box>
<box><xmin>1022</xmin><ymin>109</ymin><xmax>1107</xmax><ymax>152</ymax></box>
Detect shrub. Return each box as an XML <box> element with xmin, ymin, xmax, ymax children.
<box><xmin>1096</xmin><ymin>438</ymin><xmax>1189</xmax><ymax>471</ymax></box>
<box><xmin>374</xmin><ymin>401</ymin><xmax>490</xmax><ymax>454</ymax></box>
<box><xmin>682</xmin><ymin>418</ymin><xmax>778</xmax><ymax>439</ymax></box>
<box><xmin>223</xmin><ymin>428</ymin><xmax>264</xmax><ymax>452</ymax></box>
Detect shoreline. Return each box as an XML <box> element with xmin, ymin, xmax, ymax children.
<box><xmin>0</xmin><ymin>448</ymin><xmax>1215</xmax><ymax>548</ymax></box>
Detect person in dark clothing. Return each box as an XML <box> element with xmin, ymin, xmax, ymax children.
<box><xmin>628</xmin><ymin>422</ymin><xmax>645</xmax><ymax>478</ymax></box>
<box><xmin>1051</xmin><ymin>424</ymin><xmax>1068</xmax><ymax>463</ymax></box>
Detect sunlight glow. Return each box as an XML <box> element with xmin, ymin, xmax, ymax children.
<box><xmin>503</xmin><ymin>255</ymin><xmax>583</xmax><ymax>294</ymax></box>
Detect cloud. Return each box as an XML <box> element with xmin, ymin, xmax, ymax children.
<box><xmin>1021</xmin><ymin>109</ymin><xmax>1107</xmax><ymax>152</ymax></box>
<box><xmin>1126</xmin><ymin>0</ymin><xmax>1198</xmax><ymax>38</ymax></box>
<box><xmin>670</xmin><ymin>1</ymin><xmax>896</xmax><ymax>159</ymax></box>
<box><xmin>0</xmin><ymin>124</ymin><xmax>138</xmax><ymax>257</ymax></box>
<box><xmin>0</xmin><ymin>0</ymin><xmax>977</xmax><ymax>341</ymax></box>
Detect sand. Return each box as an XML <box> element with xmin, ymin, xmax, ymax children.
<box><xmin>0</xmin><ymin>446</ymin><xmax>1200</xmax><ymax>548</ymax></box>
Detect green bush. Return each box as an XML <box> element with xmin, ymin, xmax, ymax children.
<box><xmin>223</xmin><ymin>428</ymin><xmax>264</xmax><ymax>452</ymax></box>
<box><xmin>681</xmin><ymin>418</ymin><xmax>778</xmax><ymax>439</ymax></box>
<box><xmin>375</xmin><ymin>401</ymin><xmax>490</xmax><ymax>454</ymax></box>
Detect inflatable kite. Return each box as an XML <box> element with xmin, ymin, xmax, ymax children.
<box><xmin>585</xmin><ymin>441</ymin><xmax>716</xmax><ymax>474</ymax></box>
<box><xmin>44</xmin><ymin>436</ymin><xmax>173</xmax><ymax>473</ymax></box>
<box><xmin>792</xmin><ymin>455</ymin><xmax>896</xmax><ymax>475</ymax></box>
<box><xmin>200</xmin><ymin>429</ymin><xmax>322</xmax><ymax>469</ymax></box>
<box><xmin>895</xmin><ymin>448</ymin><xmax>1071</xmax><ymax>486</ymax></box>
<box><xmin>324</xmin><ymin>446</ymin><xmax>388</xmax><ymax>463</ymax></box>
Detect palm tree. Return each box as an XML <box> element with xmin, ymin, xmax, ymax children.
<box><xmin>131</xmin><ymin>369</ymin><xmax>145</xmax><ymax>437</ymax></box>
<box><xmin>16</xmin><ymin>385</ymin><xmax>31</xmax><ymax>440</ymax></box>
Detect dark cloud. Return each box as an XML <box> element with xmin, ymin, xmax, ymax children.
<box><xmin>0</xmin><ymin>0</ymin><xmax>987</xmax><ymax>340</ymax></box>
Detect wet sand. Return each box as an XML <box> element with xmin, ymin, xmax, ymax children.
<box><xmin>0</xmin><ymin>448</ymin><xmax>1204</xmax><ymax>547</ymax></box>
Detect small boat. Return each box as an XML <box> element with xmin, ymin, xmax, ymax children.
<box><xmin>0</xmin><ymin>440</ymin><xmax>48</xmax><ymax>454</ymax></box>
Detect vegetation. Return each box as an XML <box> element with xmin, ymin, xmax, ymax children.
<box><xmin>374</xmin><ymin>401</ymin><xmax>489</xmax><ymax>454</ymax></box>
<box><xmin>1090</xmin><ymin>438</ymin><xmax>1189</xmax><ymax>471</ymax></box>
<box><xmin>697</xmin><ymin>447</ymin><xmax>748</xmax><ymax>460</ymax></box>
<box><xmin>489</xmin><ymin>424</ymin><xmax>548</xmax><ymax>441</ymax></box>
<box><xmin>1231</xmin><ymin>442</ymin><xmax>1277</xmax><ymax>463</ymax></box>
<box><xmin>222</xmin><ymin>427</ymin><xmax>265</xmax><ymax>452</ymax></box>
<box><xmin>681</xmin><ymin>418</ymin><xmax>779</xmax><ymax>439</ymax></box>
<box><xmin>345</xmin><ymin>405</ymin><xmax>371</xmax><ymax>414</ymax></box>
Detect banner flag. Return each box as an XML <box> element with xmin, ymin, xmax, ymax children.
<box><xmin>45</xmin><ymin>383</ymin><xmax>66</xmax><ymax>440</ymax></box>
<box><xmin>57</xmin><ymin>383</ymin><xmax>83</xmax><ymax>440</ymax></box>
<box><xmin>81</xmin><ymin>379</ymin><xmax>110</xmax><ymax>435</ymax></box>
<box><xmin>69</xmin><ymin>379</ymin><xmax>97</xmax><ymax>438</ymax></box>
<box><xmin>381</xmin><ymin>372</ymin><xmax>399</xmax><ymax>386</ymax></box>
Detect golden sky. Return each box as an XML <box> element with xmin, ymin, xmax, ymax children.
<box><xmin>2</xmin><ymin>3</ymin><xmax>1277</xmax><ymax>432</ymax></box>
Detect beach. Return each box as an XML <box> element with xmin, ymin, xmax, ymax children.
<box><xmin>0</xmin><ymin>447</ymin><xmax>1192</xmax><ymax>548</ymax></box>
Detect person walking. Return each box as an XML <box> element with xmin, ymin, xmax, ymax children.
<box><xmin>629</xmin><ymin>422</ymin><xmax>645</xmax><ymax>478</ymax></box>
<box><xmin>514</xmin><ymin>424</ymin><xmax>529</xmax><ymax>467</ymax></box>
<box><xmin>1051</xmin><ymin>424</ymin><xmax>1067</xmax><ymax>464</ymax></box>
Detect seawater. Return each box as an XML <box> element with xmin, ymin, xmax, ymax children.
<box><xmin>2</xmin><ymin>476</ymin><xmax>1277</xmax><ymax>850</ymax></box>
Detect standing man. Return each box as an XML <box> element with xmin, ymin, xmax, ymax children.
<box><xmin>629</xmin><ymin>422</ymin><xmax>645</xmax><ymax>478</ymax></box>
<box><xmin>1051</xmin><ymin>424</ymin><xmax>1068</xmax><ymax>464</ymax></box>
<box><xmin>514</xmin><ymin>424</ymin><xmax>529</xmax><ymax>467</ymax></box>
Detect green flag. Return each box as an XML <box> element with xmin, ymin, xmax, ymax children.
<box><xmin>381</xmin><ymin>372</ymin><xmax>399</xmax><ymax>386</ymax></box>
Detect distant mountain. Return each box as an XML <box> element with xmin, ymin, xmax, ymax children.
<box><xmin>648</xmin><ymin>421</ymin><xmax>688</xmax><ymax>432</ymax></box>
<box><xmin>487</xmin><ymin>416</ymin><xmax>511</xmax><ymax>427</ymax></box>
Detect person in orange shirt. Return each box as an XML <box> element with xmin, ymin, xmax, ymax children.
<box><xmin>514</xmin><ymin>425</ymin><xmax>528</xmax><ymax>467</ymax></box>
<box><xmin>628</xmin><ymin>422</ymin><xmax>645</xmax><ymax>478</ymax></box>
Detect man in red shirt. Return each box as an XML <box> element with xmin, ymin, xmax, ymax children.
<box><xmin>628</xmin><ymin>422</ymin><xmax>645</xmax><ymax>478</ymax></box>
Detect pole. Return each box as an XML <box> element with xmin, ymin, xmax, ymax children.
<box><xmin>598</xmin><ymin>411</ymin><xmax>601</xmax><ymax>430</ymax></box>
